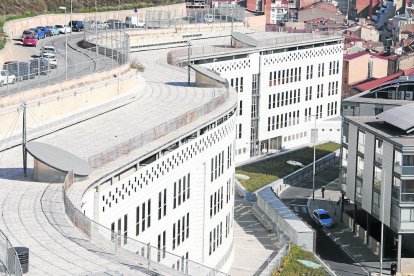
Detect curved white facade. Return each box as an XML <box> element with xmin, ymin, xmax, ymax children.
<box><xmin>82</xmin><ymin>106</ymin><xmax>237</xmax><ymax>273</ymax></box>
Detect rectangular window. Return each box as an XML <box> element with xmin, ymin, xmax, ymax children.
<box><xmin>142</xmin><ymin>202</ymin><xmax>146</xmax><ymax>232</ymax></box>
<box><xmin>173</xmin><ymin>223</ymin><xmax>176</xmax><ymax>250</ymax></box>
<box><xmin>186</xmin><ymin>213</ymin><xmax>189</xmax><ymax>238</ymax></box>
<box><xmin>239</xmin><ymin>100</ymin><xmax>243</xmax><ymax>115</ymax></box>
<box><xmin>158</xmin><ymin>191</ymin><xmax>162</xmax><ymax>220</ymax></box>
<box><xmin>136</xmin><ymin>206</ymin><xmax>140</xmax><ymax>236</ymax></box>
<box><xmin>123</xmin><ymin>214</ymin><xmax>128</xmax><ymax>245</ymax></box>
<box><xmin>238</xmin><ymin>124</ymin><xmax>242</xmax><ymax>139</ymax></box>
<box><xmin>187</xmin><ymin>173</ymin><xmax>190</xmax><ymax>199</ymax></box>
<box><xmin>147</xmin><ymin>199</ymin><xmax>151</xmax><ymax>228</ymax></box>
<box><xmin>358</xmin><ymin>130</ymin><xmax>365</xmax><ymax>154</ymax></box>
<box><xmin>173</xmin><ymin>182</ymin><xmax>177</xmax><ymax>209</ymax></box>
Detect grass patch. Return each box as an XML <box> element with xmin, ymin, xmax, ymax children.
<box><xmin>273</xmin><ymin>244</ymin><xmax>325</xmax><ymax>276</ymax></box>
<box><xmin>236</xmin><ymin>142</ymin><xmax>339</xmax><ymax>192</ymax></box>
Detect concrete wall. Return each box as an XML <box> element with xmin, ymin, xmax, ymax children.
<box><xmin>371</xmin><ymin>57</ymin><xmax>388</xmax><ymax>79</ymax></box>
<box><xmin>362</xmin><ymin>132</ymin><xmax>374</xmax><ymax>213</ymax></box>
<box><xmin>3</xmin><ymin>3</ymin><xmax>186</xmax><ymax>38</ymax></box>
<box><xmin>343</xmin><ymin>54</ymin><xmax>369</xmax><ymax>97</ymax></box>
<box><xmin>401</xmin><ymin>258</ymin><xmax>414</xmax><ymax>273</ymax></box>
<box><xmin>256</xmin><ymin>187</ymin><xmax>315</xmax><ymax>251</ymax></box>
<box><xmin>0</xmin><ymin>66</ymin><xmax>139</xmax><ymax>142</ymax></box>
<box><xmin>346</xmin><ymin>123</ymin><xmax>358</xmax><ymax>198</ymax></box>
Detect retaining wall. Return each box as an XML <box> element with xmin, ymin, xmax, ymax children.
<box><xmin>0</xmin><ymin>65</ymin><xmax>139</xmax><ymax>143</ymax></box>
<box><xmin>3</xmin><ymin>3</ymin><xmax>186</xmax><ymax>38</ymax></box>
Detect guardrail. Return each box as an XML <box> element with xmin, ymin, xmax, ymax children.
<box><xmin>0</xmin><ymin>230</ymin><xmax>23</xmax><ymax>276</ymax></box>
<box><xmin>167</xmin><ymin>32</ymin><xmax>341</xmax><ymax>66</ymax></box>
<box><xmin>62</xmin><ymin>171</ymin><xmax>227</xmax><ymax>276</ymax></box>
<box><xmin>88</xmin><ymin>80</ymin><xmax>229</xmax><ymax>168</ymax></box>
<box><xmin>283</xmin><ymin>152</ymin><xmax>339</xmax><ymax>186</ymax></box>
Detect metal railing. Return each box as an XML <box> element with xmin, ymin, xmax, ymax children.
<box><xmin>0</xmin><ymin>230</ymin><xmax>23</xmax><ymax>276</ymax></box>
<box><xmin>88</xmin><ymin>82</ymin><xmax>229</xmax><ymax>168</ymax></box>
<box><xmin>168</xmin><ymin>32</ymin><xmax>341</xmax><ymax>66</ymax></box>
<box><xmin>62</xmin><ymin>171</ymin><xmax>227</xmax><ymax>276</ymax></box>
<box><xmin>0</xmin><ymin>35</ymin><xmax>127</xmax><ymax>99</ymax></box>
<box><xmin>283</xmin><ymin>152</ymin><xmax>339</xmax><ymax>185</ymax></box>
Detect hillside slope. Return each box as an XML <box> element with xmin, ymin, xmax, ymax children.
<box><xmin>0</xmin><ymin>0</ymin><xmax>179</xmax><ymax>15</ymax></box>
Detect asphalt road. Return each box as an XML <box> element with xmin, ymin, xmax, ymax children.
<box><xmin>0</xmin><ymin>33</ymin><xmax>118</xmax><ymax>97</ymax></box>
<box><xmin>280</xmin><ymin>164</ymin><xmax>369</xmax><ymax>276</ymax></box>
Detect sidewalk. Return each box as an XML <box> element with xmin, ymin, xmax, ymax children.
<box><xmin>307</xmin><ymin>184</ymin><xmax>396</xmax><ymax>275</ymax></box>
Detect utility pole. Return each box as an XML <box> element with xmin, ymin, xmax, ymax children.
<box><xmin>187</xmin><ymin>41</ymin><xmax>191</xmax><ymax>85</ymax></box>
<box><xmin>22</xmin><ymin>103</ymin><xmax>27</xmax><ymax>177</ymax></box>
<box><xmin>312</xmin><ymin>114</ymin><xmax>317</xmax><ymax>200</ymax></box>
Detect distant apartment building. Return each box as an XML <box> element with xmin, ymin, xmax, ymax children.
<box><xmin>340</xmin><ymin>81</ymin><xmax>414</xmax><ymax>271</ymax></box>
<box><xmin>342</xmin><ymin>52</ymin><xmax>388</xmax><ymax>97</ymax></box>
<box><xmin>195</xmin><ymin>32</ymin><xmax>344</xmax><ymax>162</ymax></box>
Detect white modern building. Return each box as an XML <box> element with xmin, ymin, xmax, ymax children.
<box><xmin>197</xmin><ymin>32</ymin><xmax>344</xmax><ymax>162</ymax></box>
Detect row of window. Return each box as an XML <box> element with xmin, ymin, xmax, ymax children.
<box><xmin>268</xmin><ymin>89</ymin><xmax>301</xmax><ymax>109</ymax></box>
<box><xmin>269</xmin><ymin>67</ymin><xmax>302</xmax><ymax>87</ymax></box>
<box><xmin>230</xmin><ymin>77</ymin><xmax>244</xmax><ymax>92</ymax></box>
<box><xmin>210</xmin><ymin>186</ymin><xmax>224</xmax><ymax>218</ymax></box>
<box><xmin>327</xmin><ymin>102</ymin><xmax>339</xmax><ymax>117</ymax></box>
<box><xmin>173</xmin><ymin>173</ymin><xmax>191</xmax><ymax>209</ymax></box>
<box><xmin>172</xmin><ymin>213</ymin><xmax>190</xmax><ymax>250</ymax></box>
<box><xmin>208</xmin><ymin>212</ymin><xmax>233</xmax><ymax>256</ymax></box>
<box><xmin>211</xmin><ymin>151</ymin><xmax>225</xmax><ymax>182</ymax></box>
<box><xmin>267</xmin><ymin>110</ymin><xmax>300</xmax><ymax>131</ymax></box>
<box><xmin>136</xmin><ymin>199</ymin><xmax>151</xmax><ymax>236</ymax></box>
<box><xmin>283</xmin><ymin>131</ymin><xmax>307</xmax><ymax>143</ymax></box>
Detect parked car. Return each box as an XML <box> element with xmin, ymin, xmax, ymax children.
<box><xmin>0</xmin><ymin>70</ymin><xmax>16</xmax><ymax>86</ymax></box>
<box><xmin>56</xmin><ymin>24</ymin><xmax>72</xmax><ymax>34</ymax></box>
<box><xmin>3</xmin><ymin>61</ymin><xmax>35</xmax><ymax>81</ymax></box>
<box><xmin>106</xmin><ymin>19</ymin><xmax>125</xmax><ymax>29</ymax></box>
<box><xmin>312</xmin><ymin>209</ymin><xmax>334</xmax><ymax>228</ymax></box>
<box><xmin>23</xmin><ymin>34</ymin><xmax>37</xmax><ymax>47</ymax></box>
<box><xmin>38</xmin><ymin>26</ymin><xmax>53</xmax><ymax>37</ymax></box>
<box><xmin>69</xmin><ymin>20</ymin><xmax>84</xmax><ymax>32</ymax></box>
<box><xmin>22</xmin><ymin>29</ymin><xmax>35</xmax><ymax>39</ymax></box>
<box><xmin>125</xmin><ymin>16</ymin><xmax>145</xmax><ymax>28</ymax></box>
<box><xmin>41</xmin><ymin>46</ymin><xmax>57</xmax><ymax>56</ymax></box>
<box><xmin>30</xmin><ymin>27</ymin><xmax>45</xmax><ymax>39</ymax></box>
<box><xmin>42</xmin><ymin>53</ymin><xmax>58</xmax><ymax>68</ymax></box>
<box><xmin>204</xmin><ymin>14</ymin><xmax>214</xmax><ymax>23</ymax></box>
<box><xmin>46</xmin><ymin>25</ymin><xmax>60</xmax><ymax>36</ymax></box>
<box><xmin>30</xmin><ymin>58</ymin><xmax>51</xmax><ymax>75</ymax></box>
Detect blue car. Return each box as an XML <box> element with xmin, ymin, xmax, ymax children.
<box><xmin>312</xmin><ymin>209</ymin><xmax>334</xmax><ymax>228</ymax></box>
<box><xmin>46</xmin><ymin>25</ymin><xmax>60</xmax><ymax>36</ymax></box>
<box><xmin>30</xmin><ymin>27</ymin><xmax>45</xmax><ymax>39</ymax></box>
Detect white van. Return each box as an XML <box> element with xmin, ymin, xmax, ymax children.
<box><xmin>125</xmin><ymin>16</ymin><xmax>146</xmax><ymax>28</ymax></box>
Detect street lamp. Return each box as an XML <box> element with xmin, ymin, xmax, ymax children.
<box><xmin>59</xmin><ymin>6</ymin><xmax>68</xmax><ymax>81</ymax></box>
<box><xmin>309</xmin><ymin>114</ymin><xmax>318</xmax><ymax>201</ymax></box>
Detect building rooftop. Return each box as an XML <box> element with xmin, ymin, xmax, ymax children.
<box><xmin>377</xmin><ymin>103</ymin><xmax>414</xmax><ymax>133</ymax></box>
<box><xmin>343</xmin><ymin>51</ymin><xmax>368</xmax><ymax>61</ymax></box>
<box><xmin>0</xmin><ymin>37</ymin><xmax>237</xmax><ymax>275</ymax></box>
<box><xmin>345</xmin><ymin>115</ymin><xmax>414</xmax><ymax>147</ymax></box>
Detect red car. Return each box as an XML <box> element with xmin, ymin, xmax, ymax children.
<box><xmin>23</xmin><ymin>35</ymin><xmax>37</xmax><ymax>47</ymax></box>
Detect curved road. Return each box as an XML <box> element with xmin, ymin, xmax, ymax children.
<box><xmin>0</xmin><ymin>33</ymin><xmax>118</xmax><ymax>96</ymax></box>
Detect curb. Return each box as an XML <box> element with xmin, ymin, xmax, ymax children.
<box><xmin>306</xmin><ymin>195</ymin><xmax>370</xmax><ymax>276</ymax></box>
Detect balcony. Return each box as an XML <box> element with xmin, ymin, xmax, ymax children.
<box><xmin>402</xmin><ymin>166</ymin><xmax>414</xmax><ymax>176</ymax></box>
<box><xmin>400</xmin><ymin>193</ymin><xmax>414</xmax><ymax>203</ymax></box>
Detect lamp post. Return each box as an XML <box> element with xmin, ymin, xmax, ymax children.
<box><xmin>59</xmin><ymin>6</ymin><xmax>68</xmax><ymax>81</ymax></box>
<box><xmin>310</xmin><ymin>114</ymin><xmax>318</xmax><ymax>201</ymax></box>
<box><xmin>70</xmin><ymin>0</ymin><xmax>73</xmax><ymax>37</ymax></box>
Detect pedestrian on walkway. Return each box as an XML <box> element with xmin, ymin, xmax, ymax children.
<box><xmin>391</xmin><ymin>261</ymin><xmax>397</xmax><ymax>276</ymax></box>
<box><xmin>321</xmin><ymin>186</ymin><xmax>325</xmax><ymax>199</ymax></box>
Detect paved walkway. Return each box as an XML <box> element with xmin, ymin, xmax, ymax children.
<box><xmin>308</xmin><ymin>183</ymin><xmax>395</xmax><ymax>275</ymax></box>
<box><xmin>229</xmin><ymin>194</ymin><xmax>282</xmax><ymax>276</ymax></box>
